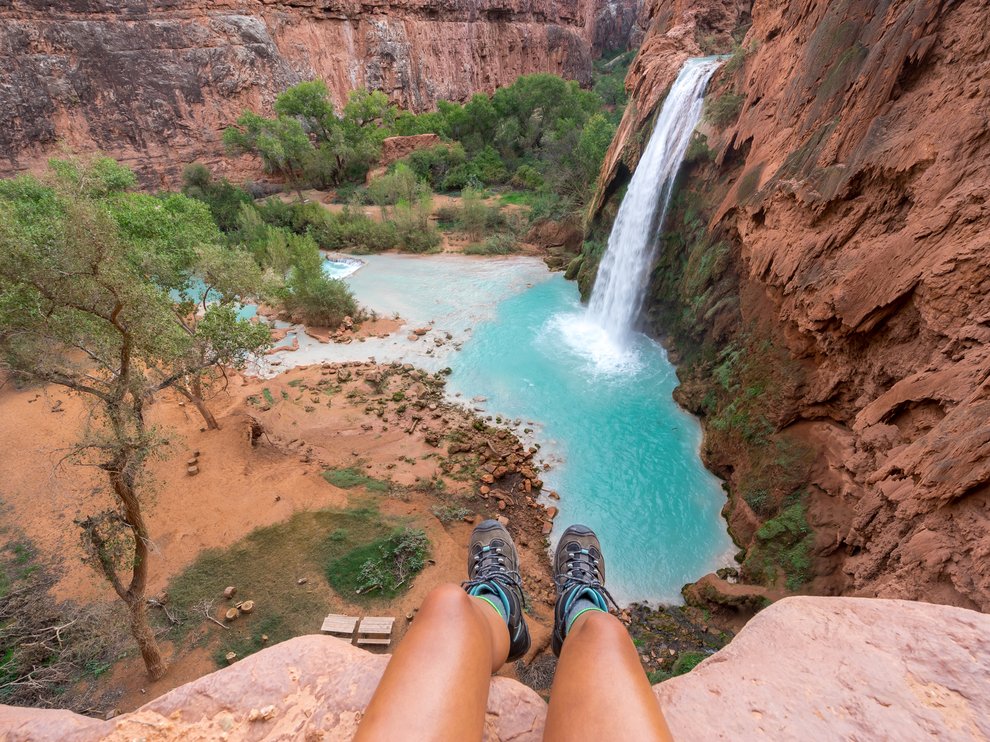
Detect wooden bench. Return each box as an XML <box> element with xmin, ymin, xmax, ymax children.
<box><xmin>356</xmin><ymin>616</ymin><xmax>395</xmax><ymax>646</ymax></box>
<box><xmin>321</xmin><ymin>614</ymin><xmax>358</xmax><ymax>637</ymax></box>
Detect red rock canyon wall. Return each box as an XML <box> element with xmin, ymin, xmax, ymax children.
<box><xmin>0</xmin><ymin>0</ymin><xmax>643</xmax><ymax>186</ymax></box>
<box><xmin>598</xmin><ymin>0</ymin><xmax>990</xmax><ymax>610</ymax></box>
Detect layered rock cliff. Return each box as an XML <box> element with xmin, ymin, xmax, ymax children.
<box><xmin>594</xmin><ymin>0</ymin><xmax>990</xmax><ymax>611</ymax></box>
<box><xmin>0</xmin><ymin>0</ymin><xmax>642</xmax><ymax>186</ymax></box>
<box><xmin>4</xmin><ymin>597</ymin><xmax>988</xmax><ymax>740</ymax></box>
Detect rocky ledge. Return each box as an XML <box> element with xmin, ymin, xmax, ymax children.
<box><xmin>4</xmin><ymin>596</ymin><xmax>987</xmax><ymax>740</ymax></box>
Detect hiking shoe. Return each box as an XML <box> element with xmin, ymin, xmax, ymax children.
<box><xmin>463</xmin><ymin>519</ymin><xmax>531</xmax><ymax>662</ymax></box>
<box><xmin>551</xmin><ymin>524</ymin><xmax>617</xmax><ymax>657</ymax></box>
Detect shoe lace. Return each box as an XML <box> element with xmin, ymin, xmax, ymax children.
<box><xmin>555</xmin><ymin>547</ymin><xmax>618</xmax><ymax>611</ymax></box>
<box><xmin>462</xmin><ymin>544</ymin><xmax>525</xmax><ymax>596</ymax></box>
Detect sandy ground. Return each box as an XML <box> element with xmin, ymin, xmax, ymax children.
<box><xmin>0</xmin><ymin>358</ymin><xmax>556</xmax><ymax>710</ymax></box>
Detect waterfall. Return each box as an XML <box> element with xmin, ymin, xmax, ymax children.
<box><xmin>588</xmin><ymin>57</ymin><xmax>723</xmax><ymax>341</ymax></box>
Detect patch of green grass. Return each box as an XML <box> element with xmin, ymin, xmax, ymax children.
<box><xmin>288</xmin><ymin>379</ymin><xmax>304</xmax><ymax>387</ymax></box>
<box><xmin>167</xmin><ymin>506</ymin><xmax>403</xmax><ymax>666</ymax></box>
<box><xmin>213</xmin><ymin>615</ymin><xmax>285</xmax><ymax>667</ymax></box>
<box><xmin>327</xmin><ymin>528</ymin><xmax>429</xmax><ymax>600</ymax></box>
<box><xmin>262</xmin><ymin>388</ymin><xmax>275</xmax><ymax>405</ymax></box>
<box><xmin>498</xmin><ymin>191</ymin><xmax>535</xmax><ymax>206</ymax></box>
<box><xmin>322</xmin><ymin>467</ymin><xmax>390</xmax><ymax>493</ymax></box>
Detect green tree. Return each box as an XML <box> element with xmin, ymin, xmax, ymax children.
<box><xmin>0</xmin><ymin>159</ymin><xmax>269</xmax><ymax>678</ymax></box>
<box><xmin>367</xmin><ymin>163</ymin><xmax>427</xmax><ymax>216</ymax></box>
<box><xmin>223</xmin><ymin>112</ymin><xmax>313</xmax><ymax>200</ymax></box>
<box><xmin>281</xmin><ymin>237</ymin><xmax>358</xmax><ymax>327</ymax></box>
<box><xmin>274</xmin><ymin>79</ymin><xmax>336</xmax><ymax>140</ymax></box>
<box><xmin>181</xmin><ymin>164</ymin><xmax>252</xmax><ymax>232</ymax></box>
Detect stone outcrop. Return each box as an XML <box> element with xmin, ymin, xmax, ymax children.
<box><xmin>4</xmin><ymin>597</ymin><xmax>988</xmax><ymax>740</ymax></box>
<box><xmin>0</xmin><ymin>0</ymin><xmax>642</xmax><ymax>187</ymax></box>
<box><xmin>595</xmin><ymin>0</ymin><xmax>990</xmax><ymax>611</ymax></box>
<box><xmin>656</xmin><ymin>596</ymin><xmax>990</xmax><ymax>740</ymax></box>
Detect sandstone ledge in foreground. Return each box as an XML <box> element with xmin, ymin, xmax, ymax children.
<box><xmin>3</xmin><ymin>597</ymin><xmax>988</xmax><ymax>740</ymax></box>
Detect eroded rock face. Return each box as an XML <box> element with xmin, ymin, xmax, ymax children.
<box><xmin>656</xmin><ymin>596</ymin><xmax>990</xmax><ymax>740</ymax></box>
<box><xmin>0</xmin><ymin>635</ymin><xmax>549</xmax><ymax>741</ymax></box>
<box><xmin>0</xmin><ymin>0</ymin><xmax>642</xmax><ymax>186</ymax></box>
<box><xmin>598</xmin><ymin>0</ymin><xmax>990</xmax><ymax>611</ymax></box>
<box><xmin>3</xmin><ymin>597</ymin><xmax>988</xmax><ymax>740</ymax></box>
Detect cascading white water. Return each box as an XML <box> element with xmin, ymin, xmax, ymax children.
<box><xmin>588</xmin><ymin>57</ymin><xmax>723</xmax><ymax>342</ymax></box>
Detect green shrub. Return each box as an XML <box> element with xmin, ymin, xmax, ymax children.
<box><xmin>464</xmin><ymin>233</ymin><xmax>517</xmax><ymax>255</ymax></box>
<box><xmin>367</xmin><ymin>163</ymin><xmax>428</xmax><ymax>209</ymax></box>
<box><xmin>327</xmin><ymin>528</ymin><xmax>430</xmax><ymax>597</ymax></box>
<box><xmin>281</xmin><ymin>246</ymin><xmax>359</xmax><ymax>327</ymax></box>
<box><xmin>510</xmin><ymin>164</ymin><xmax>544</xmax><ymax>190</ymax></box>
<box><xmin>683</xmin><ymin>132</ymin><xmax>714</xmax><ymax>165</ymax></box>
<box><xmin>440</xmin><ymin>163</ymin><xmax>483</xmax><ymax>192</ymax></box>
<box><xmin>742</xmin><ymin>501</ymin><xmax>814</xmax><ymax>589</ymax></box>
<box><xmin>433</xmin><ymin>204</ymin><xmax>460</xmax><ymax>228</ymax></box>
<box><xmin>671</xmin><ymin>651</ymin><xmax>708</xmax><ymax>676</ymax></box>
<box><xmin>431</xmin><ymin>504</ymin><xmax>470</xmax><ymax>523</ymax></box>
<box><xmin>391</xmin><ymin>199</ymin><xmax>441</xmax><ymax>253</ymax></box>
<box><xmin>307</xmin><ymin>208</ymin><xmax>398</xmax><ymax>253</ymax></box>
<box><xmin>403</xmin><ymin>144</ymin><xmax>468</xmax><ymax>191</ymax></box>
<box><xmin>704</xmin><ymin>92</ymin><xmax>746</xmax><ymax>130</ymax></box>
<box><xmin>469</xmin><ymin>146</ymin><xmax>509</xmax><ymax>185</ymax></box>
<box><xmin>181</xmin><ymin>164</ymin><xmax>252</xmax><ymax>232</ymax></box>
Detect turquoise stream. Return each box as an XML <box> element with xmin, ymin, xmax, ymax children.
<box><xmin>267</xmin><ymin>254</ymin><xmax>733</xmax><ymax>604</ymax></box>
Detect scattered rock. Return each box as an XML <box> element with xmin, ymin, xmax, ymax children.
<box><xmin>187</xmin><ymin>464</ymin><xmax>199</xmax><ymax>476</ymax></box>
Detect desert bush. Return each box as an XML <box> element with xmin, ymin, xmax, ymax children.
<box><xmin>281</xmin><ymin>247</ymin><xmax>359</xmax><ymax>327</ymax></box>
<box><xmin>328</xmin><ymin>528</ymin><xmax>430</xmax><ymax>596</ymax></box>
<box><xmin>464</xmin><ymin>233</ymin><xmax>517</xmax><ymax>255</ymax></box>
<box><xmin>704</xmin><ymin>92</ymin><xmax>745</xmax><ymax>130</ymax></box>
<box><xmin>181</xmin><ymin>164</ymin><xmax>252</xmax><ymax>232</ymax></box>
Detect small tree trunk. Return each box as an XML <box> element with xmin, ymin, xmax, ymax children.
<box><xmin>191</xmin><ymin>395</ymin><xmax>220</xmax><ymax>430</ymax></box>
<box><xmin>109</xmin><ymin>441</ymin><xmax>169</xmax><ymax>680</ymax></box>
<box><xmin>128</xmin><ymin>597</ymin><xmax>168</xmax><ymax>680</ymax></box>
<box><xmin>177</xmin><ymin>382</ymin><xmax>219</xmax><ymax>430</ymax></box>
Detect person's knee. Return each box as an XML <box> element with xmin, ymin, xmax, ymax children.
<box><xmin>419</xmin><ymin>583</ymin><xmax>474</xmax><ymax>621</ymax></box>
<box><xmin>570</xmin><ymin>609</ymin><xmax>630</xmax><ymax>648</ymax></box>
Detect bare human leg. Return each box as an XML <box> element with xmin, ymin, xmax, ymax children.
<box><xmin>543</xmin><ymin>609</ymin><xmax>673</xmax><ymax>742</ymax></box>
<box><xmin>354</xmin><ymin>583</ymin><xmax>509</xmax><ymax>742</ymax></box>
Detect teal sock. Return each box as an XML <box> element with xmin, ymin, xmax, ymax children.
<box><xmin>468</xmin><ymin>584</ymin><xmax>509</xmax><ymax>623</ymax></box>
<box><xmin>565</xmin><ymin>589</ymin><xmax>607</xmax><ymax>632</ymax></box>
